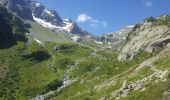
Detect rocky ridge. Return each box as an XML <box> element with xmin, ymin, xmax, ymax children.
<box><xmin>118</xmin><ymin>15</ymin><xmax>170</xmax><ymax>61</ymax></box>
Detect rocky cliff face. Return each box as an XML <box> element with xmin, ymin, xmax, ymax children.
<box><xmin>0</xmin><ymin>6</ymin><xmax>28</xmax><ymax>48</ymax></box>
<box><xmin>118</xmin><ymin>15</ymin><xmax>170</xmax><ymax>61</ymax></box>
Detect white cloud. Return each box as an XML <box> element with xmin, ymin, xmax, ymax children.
<box><xmin>91</xmin><ymin>19</ymin><xmax>99</xmax><ymax>23</ymax></box>
<box><xmin>77</xmin><ymin>13</ymin><xmax>91</xmax><ymax>22</ymax></box>
<box><xmin>145</xmin><ymin>1</ymin><xmax>153</xmax><ymax>7</ymax></box>
<box><xmin>77</xmin><ymin>13</ymin><xmax>107</xmax><ymax>28</ymax></box>
<box><xmin>90</xmin><ymin>23</ymin><xmax>98</xmax><ymax>27</ymax></box>
<box><xmin>143</xmin><ymin>0</ymin><xmax>153</xmax><ymax>7</ymax></box>
<box><xmin>102</xmin><ymin>21</ymin><xmax>107</xmax><ymax>28</ymax></box>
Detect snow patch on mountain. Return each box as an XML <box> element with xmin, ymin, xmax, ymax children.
<box><xmin>33</xmin><ymin>14</ymin><xmax>57</xmax><ymax>29</ymax></box>
<box><xmin>44</xmin><ymin>9</ymin><xmax>55</xmax><ymax>17</ymax></box>
<box><xmin>32</xmin><ymin>14</ymin><xmax>74</xmax><ymax>33</ymax></box>
<box><xmin>62</xmin><ymin>20</ymin><xmax>73</xmax><ymax>32</ymax></box>
<box><xmin>95</xmin><ymin>41</ymin><xmax>103</xmax><ymax>44</ymax></box>
<box><xmin>71</xmin><ymin>36</ymin><xmax>80</xmax><ymax>42</ymax></box>
<box><xmin>35</xmin><ymin>3</ymin><xmax>41</xmax><ymax>7</ymax></box>
<box><xmin>126</xmin><ymin>25</ymin><xmax>135</xmax><ymax>28</ymax></box>
<box><xmin>34</xmin><ymin>38</ymin><xmax>42</xmax><ymax>44</ymax></box>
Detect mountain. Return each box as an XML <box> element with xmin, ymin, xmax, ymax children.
<box><xmin>30</xmin><ymin>1</ymin><xmax>90</xmax><ymax>36</ymax></box>
<box><xmin>0</xmin><ymin>0</ymin><xmax>90</xmax><ymax>36</ymax></box>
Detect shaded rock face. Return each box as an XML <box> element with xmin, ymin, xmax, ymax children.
<box><xmin>0</xmin><ymin>0</ymin><xmax>33</xmax><ymax>20</ymax></box>
<box><xmin>0</xmin><ymin>6</ymin><xmax>28</xmax><ymax>48</ymax></box>
<box><xmin>69</xmin><ymin>23</ymin><xmax>90</xmax><ymax>36</ymax></box>
<box><xmin>118</xmin><ymin>18</ymin><xmax>170</xmax><ymax>61</ymax></box>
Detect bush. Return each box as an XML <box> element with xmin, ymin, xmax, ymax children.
<box><xmin>145</xmin><ymin>16</ymin><xmax>156</xmax><ymax>22</ymax></box>
<box><xmin>78</xmin><ymin>61</ymin><xmax>95</xmax><ymax>73</ymax></box>
<box><xmin>22</xmin><ymin>50</ymin><xmax>51</xmax><ymax>62</ymax></box>
<box><xmin>45</xmin><ymin>80</ymin><xmax>63</xmax><ymax>92</ymax></box>
<box><xmin>56</xmin><ymin>58</ymin><xmax>75</xmax><ymax>69</ymax></box>
<box><xmin>55</xmin><ymin>44</ymin><xmax>75</xmax><ymax>53</ymax></box>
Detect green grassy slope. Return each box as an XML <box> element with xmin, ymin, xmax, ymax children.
<box><xmin>0</xmin><ymin>40</ymin><xmax>93</xmax><ymax>100</ymax></box>
<box><xmin>29</xmin><ymin>21</ymin><xmax>72</xmax><ymax>43</ymax></box>
<box><xmin>51</xmin><ymin>51</ymin><xmax>152</xmax><ymax>100</ymax></box>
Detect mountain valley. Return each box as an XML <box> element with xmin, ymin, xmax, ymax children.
<box><xmin>0</xmin><ymin>0</ymin><xmax>170</xmax><ymax>100</ymax></box>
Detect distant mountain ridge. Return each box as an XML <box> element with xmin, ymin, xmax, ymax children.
<box><xmin>100</xmin><ymin>25</ymin><xmax>134</xmax><ymax>44</ymax></box>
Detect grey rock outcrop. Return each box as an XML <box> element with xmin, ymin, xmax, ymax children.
<box><xmin>118</xmin><ymin>15</ymin><xmax>170</xmax><ymax>61</ymax></box>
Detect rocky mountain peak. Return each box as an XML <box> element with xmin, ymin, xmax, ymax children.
<box><xmin>30</xmin><ymin>1</ymin><xmax>90</xmax><ymax>36</ymax></box>
<box><xmin>30</xmin><ymin>1</ymin><xmax>64</xmax><ymax>26</ymax></box>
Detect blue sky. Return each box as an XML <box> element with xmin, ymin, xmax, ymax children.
<box><xmin>35</xmin><ymin>0</ymin><xmax>170</xmax><ymax>36</ymax></box>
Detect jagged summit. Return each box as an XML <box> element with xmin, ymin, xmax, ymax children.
<box><xmin>30</xmin><ymin>1</ymin><xmax>64</xmax><ymax>26</ymax></box>
<box><xmin>30</xmin><ymin>1</ymin><xmax>90</xmax><ymax>36</ymax></box>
